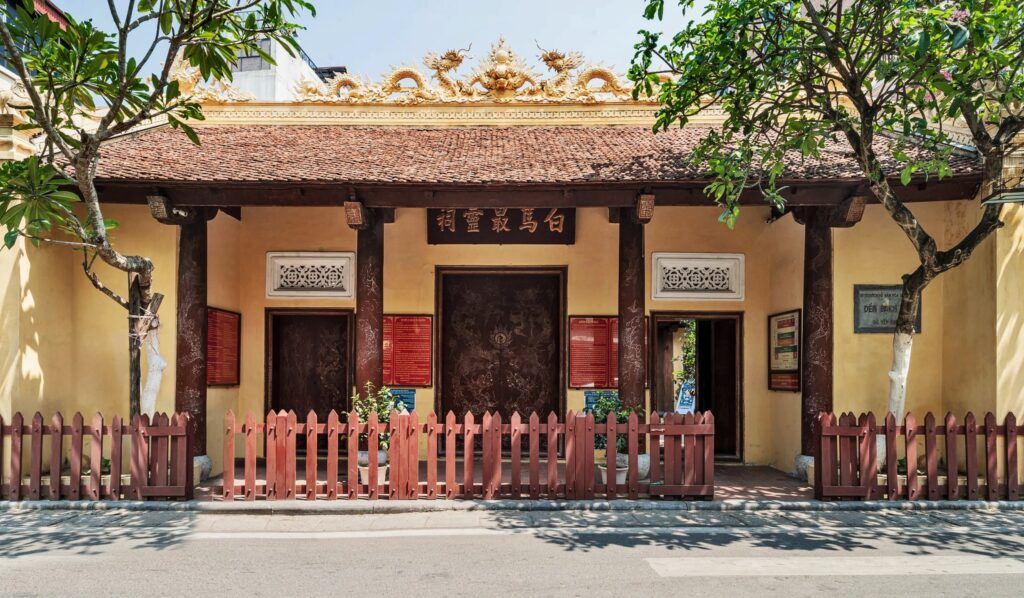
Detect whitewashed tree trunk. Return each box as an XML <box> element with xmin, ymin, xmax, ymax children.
<box><xmin>886</xmin><ymin>332</ymin><xmax>913</xmax><ymax>420</ymax></box>
<box><xmin>140</xmin><ymin>326</ymin><xmax>167</xmax><ymax>417</ymax></box>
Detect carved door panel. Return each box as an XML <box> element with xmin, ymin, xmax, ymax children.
<box><xmin>270</xmin><ymin>313</ymin><xmax>351</xmax><ymax>421</ymax></box>
<box><xmin>440</xmin><ymin>271</ymin><xmax>562</xmax><ymax>420</ymax></box>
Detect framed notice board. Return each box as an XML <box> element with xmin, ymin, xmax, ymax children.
<box><xmin>768</xmin><ymin>309</ymin><xmax>800</xmax><ymax>392</ymax></box>
<box><xmin>383</xmin><ymin>315</ymin><xmax>433</xmax><ymax>387</ymax></box>
<box><xmin>568</xmin><ymin>316</ymin><xmax>647</xmax><ymax>389</ymax></box>
<box><xmin>207</xmin><ymin>307</ymin><xmax>241</xmax><ymax>386</ymax></box>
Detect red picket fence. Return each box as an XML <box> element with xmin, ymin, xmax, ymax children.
<box><xmin>815</xmin><ymin>411</ymin><xmax>1023</xmax><ymax>501</ymax></box>
<box><xmin>0</xmin><ymin>412</ymin><xmax>194</xmax><ymax>501</ymax></box>
<box><xmin>219</xmin><ymin>410</ymin><xmax>715</xmax><ymax>501</ymax></box>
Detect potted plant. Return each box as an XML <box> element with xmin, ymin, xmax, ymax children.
<box><xmin>352</xmin><ymin>382</ymin><xmax>403</xmax><ymax>485</ymax></box>
<box><xmin>590</xmin><ymin>394</ymin><xmax>650</xmax><ymax>483</ymax></box>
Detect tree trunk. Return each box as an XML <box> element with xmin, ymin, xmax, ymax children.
<box><xmin>128</xmin><ymin>276</ymin><xmax>142</xmax><ymax>419</ymax></box>
<box><xmin>886</xmin><ymin>282</ymin><xmax>922</xmax><ymax>420</ymax></box>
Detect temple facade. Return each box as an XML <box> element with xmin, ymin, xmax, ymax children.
<box><xmin>2</xmin><ymin>40</ymin><xmax>1023</xmax><ymax>478</ymax></box>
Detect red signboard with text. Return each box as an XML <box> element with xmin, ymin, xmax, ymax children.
<box><xmin>383</xmin><ymin>315</ymin><xmax>433</xmax><ymax>387</ymax></box>
<box><xmin>207</xmin><ymin>307</ymin><xmax>240</xmax><ymax>386</ymax></box>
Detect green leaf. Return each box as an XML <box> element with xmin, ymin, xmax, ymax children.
<box><xmin>3</xmin><ymin>230</ymin><xmax>19</xmax><ymax>249</ymax></box>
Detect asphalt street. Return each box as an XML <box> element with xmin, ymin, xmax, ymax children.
<box><xmin>1</xmin><ymin>508</ymin><xmax>1023</xmax><ymax>596</ymax></box>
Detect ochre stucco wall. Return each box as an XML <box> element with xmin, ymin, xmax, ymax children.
<box><xmin>6</xmin><ymin>198</ymin><xmax>1019</xmax><ymax>476</ymax></box>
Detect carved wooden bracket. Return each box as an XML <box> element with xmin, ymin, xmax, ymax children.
<box><xmin>344</xmin><ymin>200</ymin><xmax>396</xmax><ymax>229</ymax></box>
<box><xmin>636</xmin><ymin>193</ymin><xmax>655</xmax><ymax>223</ymax></box>
<box><xmin>146</xmin><ymin>195</ymin><xmax>215</xmax><ymax>224</ymax></box>
<box><xmin>792</xmin><ymin>196</ymin><xmax>866</xmax><ymax>228</ymax></box>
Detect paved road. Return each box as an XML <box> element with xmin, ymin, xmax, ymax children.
<box><xmin>2</xmin><ymin>508</ymin><xmax>1024</xmax><ymax>596</ymax></box>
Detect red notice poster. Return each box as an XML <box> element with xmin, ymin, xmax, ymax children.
<box><xmin>383</xmin><ymin>315</ymin><xmax>433</xmax><ymax>387</ymax></box>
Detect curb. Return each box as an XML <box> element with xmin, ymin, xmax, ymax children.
<box><xmin>3</xmin><ymin>498</ymin><xmax>1024</xmax><ymax>515</ymax></box>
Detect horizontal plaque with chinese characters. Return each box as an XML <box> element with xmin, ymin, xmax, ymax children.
<box><xmin>383</xmin><ymin>315</ymin><xmax>433</xmax><ymax>387</ymax></box>
<box><xmin>428</xmin><ymin>208</ymin><xmax>575</xmax><ymax>244</ymax></box>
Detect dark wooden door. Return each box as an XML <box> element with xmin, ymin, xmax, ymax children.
<box><xmin>268</xmin><ymin>312</ymin><xmax>351</xmax><ymax>418</ymax></box>
<box><xmin>439</xmin><ymin>270</ymin><xmax>563</xmax><ymax>419</ymax></box>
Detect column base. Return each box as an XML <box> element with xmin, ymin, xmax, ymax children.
<box><xmin>794</xmin><ymin>454</ymin><xmax>814</xmax><ymax>482</ymax></box>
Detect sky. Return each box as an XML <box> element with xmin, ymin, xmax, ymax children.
<box><xmin>53</xmin><ymin>1</ymin><xmax>701</xmax><ymax>80</ymax></box>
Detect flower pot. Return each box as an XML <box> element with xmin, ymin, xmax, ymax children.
<box><xmin>357</xmin><ymin>450</ymin><xmax>389</xmax><ymax>467</ymax></box>
<box><xmin>358</xmin><ymin>465</ymin><xmax>390</xmax><ymax>485</ymax></box>
<box><xmin>613</xmin><ymin>453</ymin><xmax>651</xmax><ymax>480</ymax></box>
<box><xmin>597</xmin><ymin>464</ymin><xmax>628</xmax><ymax>485</ymax></box>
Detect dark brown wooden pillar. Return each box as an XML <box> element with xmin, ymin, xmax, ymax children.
<box><xmin>800</xmin><ymin>207</ymin><xmax>834</xmax><ymax>455</ymax></box>
<box><xmin>618</xmin><ymin>209</ymin><xmax>646</xmax><ymax>411</ymax></box>
<box><xmin>355</xmin><ymin>215</ymin><xmax>384</xmax><ymax>392</ymax></box>
<box><xmin>176</xmin><ymin>215</ymin><xmax>208</xmax><ymax>456</ymax></box>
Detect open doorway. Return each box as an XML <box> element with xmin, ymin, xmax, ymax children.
<box><xmin>651</xmin><ymin>312</ymin><xmax>743</xmax><ymax>461</ymax></box>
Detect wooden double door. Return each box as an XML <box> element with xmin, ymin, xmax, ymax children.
<box><xmin>437</xmin><ymin>268</ymin><xmax>565</xmax><ymax>419</ymax></box>
<box><xmin>266</xmin><ymin>309</ymin><xmax>352</xmax><ymax>418</ymax></box>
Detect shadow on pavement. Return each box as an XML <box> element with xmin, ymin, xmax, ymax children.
<box><xmin>0</xmin><ymin>510</ymin><xmax>197</xmax><ymax>558</ymax></box>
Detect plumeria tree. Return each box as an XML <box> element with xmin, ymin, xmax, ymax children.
<box><xmin>0</xmin><ymin>0</ymin><xmax>314</xmax><ymax>416</ymax></box>
<box><xmin>631</xmin><ymin>0</ymin><xmax>1024</xmax><ymax>422</ymax></box>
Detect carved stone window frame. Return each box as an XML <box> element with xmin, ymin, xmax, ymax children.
<box><xmin>265</xmin><ymin>251</ymin><xmax>355</xmax><ymax>298</ymax></box>
<box><xmin>651</xmin><ymin>252</ymin><xmax>745</xmax><ymax>301</ymax></box>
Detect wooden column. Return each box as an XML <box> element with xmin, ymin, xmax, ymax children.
<box><xmin>355</xmin><ymin>214</ymin><xmax>384</xmax><ymax>391</ymax></box>
<box><xmin>176</xmin><ymin>215</ymin><xmax>209</xmax><ymax>456</ymax></box>
<box><xmin>618</xmin><ymin>208</ymin><xmax>646</xmax><ymax>411</ymax></box>
<box><xmin>799</xmin><ymin>207</ymin><xmax>834</xmax><ymax>456</ymax></box>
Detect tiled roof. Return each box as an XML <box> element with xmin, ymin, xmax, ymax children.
<box><xmin>94</xmin><ymin>125</ymin><xmax>980</xmax><ymax>185</ymax></box>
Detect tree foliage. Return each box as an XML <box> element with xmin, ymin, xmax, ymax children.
<box><xmin>0</xmin><ymin>0</ymin><xmax>314</xmax><ymax>308</ymax></box>
<box><xmin>630</xmin><ymin>0</ymin><xmax>1024</xmax><ymax>414</ymax></box>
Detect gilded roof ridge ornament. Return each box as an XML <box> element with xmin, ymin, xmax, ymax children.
<box><xmin>293</xmin><ymin>38</ymin><xmax>646</xmax><ymax>104</ymax></box>
<box><xmin>168</xmin><ymin>52</ymin><xmax>255</xmax><ymax>104</ymax></box>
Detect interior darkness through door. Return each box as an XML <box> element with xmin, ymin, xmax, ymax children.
<box><xmin>652</xmin><ymin>314</ymin><xmax>742</xmax><ymax>460</ymax></box>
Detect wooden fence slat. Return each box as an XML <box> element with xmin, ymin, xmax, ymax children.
<box><xmin>244</xmin><ymin>413</ymin><xmax>257</xmax><ymax>500</ymax></box>
<box><xmin>285</xmin><ymin>411</ymin><xmax>297</xmax><ymax>500</ymax></box>
<box><xmin>49</xmin><ymin>413</ymin><xmax>63</xmax><ymax>500</ymax></box>
<box><xmin>152</xmin><ymin>413</ymin><xmax>169</xmax><ymax>491</ymax></box>
<box><xmin>367</xmin><ymin>411</ymin><xmax>379</xmax><ymax>500</ymax></box>
<box><xmin>510</xmin><ymin>412</ymin><xmax>522</xmax><ymax>498</ymax></box>
<box><xmin>445</xmin><ymin>411</ymin><xmax>456</xmax><ymax>500</ymax></box>
<box><xmin>564</xmin><ymin>411</ymin><xmax>575</xmax><ymax>498</ymax></box>
<box><xmin>529</xmin><ymin>412</ymin><xmax>540</xmax><ymax>500</ymax></box>
<box><xmin>547</xmin><ymin>412</ymin><xmax>558</xmax><ymax>499</ymax></box>
<box><xmin>90</xmin><ymin>413</ymin><xmax>103</xmax><ymax>501</ymax></box>
<box><xmin>388</xmin><ymin>411</ymin><xmax>401</xmax><ymax>500</ymax></box>
<box><xmin>945</xmin><ymin>413</ymin><xmax>958</xmax><ymax>500</ymax></box>
<box><xmin>649</xmin><ymin>412</ymin><xmax>662</xmax><ymax>486</ymax></box>
<box><xmin>0</xmin><ymin>415</ymin><xmax>4</xmax><ymax>499</ymax></box>
<box><xmin>682</xmin><ymin>413</ymin><xmax>695</xmax><ymax>490</ymax></box>
<box><xmin>171</xmin><ymin>413</ymin><xmax>189</xmax><ymax>499</ymax></box>
<box><xmin>482</xmin><ymin>412</ymin><xmax>494</xmax><ymax>499</ymax></box>
<box><xmin>692</xmin><ymin>412</ymin><xmax>706</xmax><ymax>494</ymax></box>
<box><xmin>885</xmin><ymin>412</ymin><xmax>898</xmax><ymax>499</ymax></box>
<box><xmin>819</xmin><ymin>413</ymin><xmax>834</xmax><ymax>497</ymax></box>
<box><xmin>1007</xmin><ymin>412</ymin><xmax>1019</xmax><ymax>501</ymax></box>
<box><xmin>9</xmin><ymin>413</ymin><xmax>23</xmax><ymax>500</ymax></box>
<box><xmin>905</xmin><ymin>413</ymin><xmax>919</xmax><ymax>501</ymax></box>
<box><xmin>838</xmin><ymin>413</ymin><xmax>854</xmax><ymax>494</ymax></box>
<box><xmin>862</xmin><ymin>412</ymin><xmax>878</xmax><ymax>500</ymax></box>
<box><xmin>584</xmin><ymin>412</ymin><xmax>595</xmax><ymax>499</ymax></box>
<box><xmin>347</xmin><ymin>411</ymin><xmax>359</xmax><ymax>499</ymax></box>
<box><xmin>223</xmin><ymin>411</ymin><xmax>235</xmax><ymax>500</ymax></box>
<box><xmin>427</xmin><ymin>412</ymin><xmax>438</xmax><ymax>499</ymax></box>
<box><xmin>306</xmin><ymin>411</ymin><xmax>318</xmax><ymax>500</ymax></box>
<box><xmin>463</xmin><ymin>412</ymin><xmax>475</xmax><ymax>499</ymax></box>
<box><xmin>985</xmin><ymin>412</ymin><xmax>998</xmax><ymax>501</ymax></box>
<box><xmin>925</xmin><ymin>412</ymin><xmax>938</xmax><ymax>500</ymax></box>
<box><xmin>627</xmin><ymin>412</ymin><xmax>639</xmax><ymax>500</ymax></box>
<box><xmin>29</xmin><ymin>413</ymin><xmax>43</xmax><ymax>500</ymax></box>
<box><xmin>326</xmin><ymin>411</ymin><xmax>339</xmax><ymax>500</ymax></box>
<box><xmin>491</xmin><ymin>412</ymin><xmax>502</xmax><ymax>499</ymax></box>
<box><xmin>109</xmin><ymin>416</ymin><xmax>122</xmax><ymax>500</ymax></box>
<box><xmin>265</xmin><ymin>410</ymin><xmax>277</xmax><ymax>500</ymax></box>
<box><xmin>813</xmin><ymin>413</ymin><xmax>825</xmax><ymax>500</ymax></box>
<box><xmin>704</xmin><ymin>411</ymin><xmax>715</xmax><ymax>497</ymax></box>
<box><xmin>965</xmin><ymin>412</ymin><xmax>979</xmax><ymax>500</ymax></box>
<box><xmin>69</xmin><ymin>413</ymin><xmax>83</xmax><ymax>500</ymax></box>
<box><xmin>408</xmin><ymin>411</ymin><xmax>420</xmax><ymax>499</ymax></box>
<box><xmin>605</xmin><ymin>412</ymin><xmax>617</xmax><ymax>499</ymax></box>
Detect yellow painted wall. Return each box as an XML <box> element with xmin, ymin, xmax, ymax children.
<box><xmin>833</xmin><ymin>203</ymin><xmax>948</xmax><ymax>418</ymax></box>
<box><xmin>996</xmin><ymin>203</ymin><xmax>1024</xmax><ymax>418</ymax></box>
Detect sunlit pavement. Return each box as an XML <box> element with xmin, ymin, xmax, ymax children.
<box><xmin>2</xmin><ymin>508</ymin><xmax>1024</xmax><ymax>596</ymax></box>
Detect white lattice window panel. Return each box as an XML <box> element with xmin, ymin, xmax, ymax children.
<box><xmin>266</xmin><ymin>252</ymin><xmax>354</xmax><ymax>298</ymax></box>
<box><xmin>652</xmin><ymin>253</ymin><xmax>745</xmax><ymax>300</ymax></box>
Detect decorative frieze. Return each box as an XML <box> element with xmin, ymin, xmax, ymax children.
<box><xmin>266</xmin><ymin>252</ymin><xmax>354</xmax><ymax>298</ymax></box>
<box><xmin>651</xmin><ymin>253</ymin><xmax>745</xmax><ymax>300</ymax></box>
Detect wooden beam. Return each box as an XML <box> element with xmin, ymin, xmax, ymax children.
<box><xmin>176</xmin><ymin>216</ymin><xmax>209</xmax><ymax>457</ymax></box>
<box><xmin>355</xmin><ymin>217</ymin><xmax>384</xmax><ymax>391</ymax></box>
<box><xmin>344</xmin><ymin>200</ymin><xmax>371</xmax><ymax>230</ymax></box>
<box><xmin>800</xmin><ymin>207</ymin><xmax>834</xmax><ymax>456</ymax></box>
<box><xmin>829</xmin><ymin>195</ymin><xmax>867</xmax><ymax>228</ymax></box>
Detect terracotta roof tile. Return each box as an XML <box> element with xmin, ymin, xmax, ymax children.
<box><xmin>95</xmin><ymin>125</ymin><xmax>980</xmax><ymax>185</ymax></box>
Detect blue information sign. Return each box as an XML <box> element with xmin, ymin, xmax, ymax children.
<box><xmin>391</xmin><ymin>388</ymin><xmax>416</xmax><ymax>412</ymax></box>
